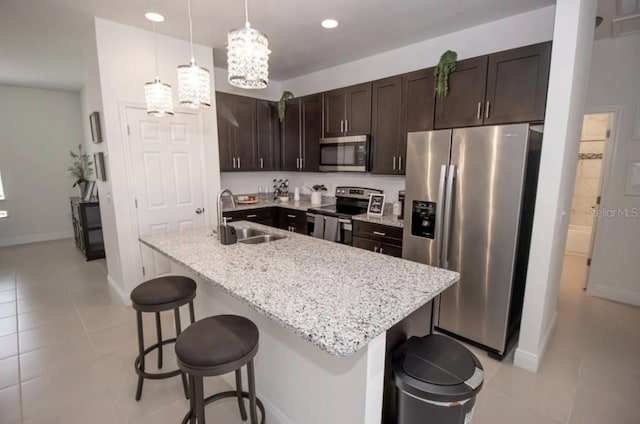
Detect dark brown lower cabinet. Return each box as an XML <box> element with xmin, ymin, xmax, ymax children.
<box><xmin>277</xmin><ymin>208</ymin><xmax>307</xmax><ymax>234</ymax></box>
<box><xmin>70</xmin><ymin>197</ymin><xmax>105</xmax><ymax>261</ymax></box>
<box><xmin>352</xmin><ymin>221</ymin><xmax>403</xmax><ymax>258</ymax></box>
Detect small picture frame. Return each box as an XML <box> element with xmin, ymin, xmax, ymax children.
<box><xmin>94</xmin><ymin>152</ymin><xmax>107</xmax><ymax>182</ymax></box>
<box><xmin>83</xmin><ymin>181</ymin><xmax>96</xmax><ymax>201</ymax></box>
<box><xmin>90</xmin><ymin>111</ymin><xmax>102</xmax><ymax>144</ymax></box>
<box><xmin>367</xmin><ymin>194</ymin><xmax>386</xmax><ymax>216</ymax></box>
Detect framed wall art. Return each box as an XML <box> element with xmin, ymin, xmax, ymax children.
<box><xmin>90</xmin><ymin>111</ymin><xmax>103</xmax><ymax>144</ymax></box>
<box><xmin>94</xmin><ymin>152</ymin><xmax>107</xmax><ymax>182</ymax></box>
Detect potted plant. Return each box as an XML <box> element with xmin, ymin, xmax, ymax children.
<box><xmin>278</xmin><ymin>91</ymin><xmax>294</xmax><ymax>122</ymax></box>
<box><xmin>68</xmin><ymin>144</ymin><xmax>94</xmax><ymax>198</ymax></box>
<box><xmin>307</xmin><ymin>184</ymin><xmax>327</xmax><ymax>205</ymax></box>
<box><xmin>434</xmin><ymin>50</ymin><xmax>458</xmax><ymax>98</ymax></box>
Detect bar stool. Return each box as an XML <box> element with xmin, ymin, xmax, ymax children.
<box><xmin>130</xmin><ymin>275</ymin><xmax>197</xmax><ymax>401</ymax></box>
<box><xmin>175</xmin><ymin>315</ymin><xmax>265</xmax><ymax>424</ymax></box>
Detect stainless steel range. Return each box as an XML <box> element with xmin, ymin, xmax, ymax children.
<box><xmin>307</xmin><ymin>186</ymin><xmax>383</xmax><ymax>244</ymax></box>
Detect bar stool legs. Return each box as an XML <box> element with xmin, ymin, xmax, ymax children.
<box><xmin>134</xmin><ymin>302</ymin><xmax>195</xmax><ymax>401</ymax></box>
<box><xmin>235</xmin><ymin>369</ymin><xmax>248</xmax><ymax>421</ymax></box>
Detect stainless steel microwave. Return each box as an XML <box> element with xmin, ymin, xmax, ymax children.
<box><xmin>318</xmin><ymin>135</ymin><xmax>370</xmax><ymax>172</ymax></box>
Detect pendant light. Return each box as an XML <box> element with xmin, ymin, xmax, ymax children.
<box><xmin>227</xmin><ymin>0</ymin><xmax>271</xmax><ymax>89</ymax></box>
<box><xmin>144</xmin><ymin>15</ymin><xmax>174</xmax><ymax>116</ymax></box>
<box><xmin>177</xmin><ymin>0</ymin><xmax>211</xmax><ymax>108</ymax></box>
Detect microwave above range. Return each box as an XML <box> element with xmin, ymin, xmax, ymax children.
<box><xmin>319</xmin><ymin>135</ymin><xmax>369</xmax><ymax>172</ymax></box>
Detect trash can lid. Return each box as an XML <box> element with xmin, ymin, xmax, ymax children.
<box><xmin>393</xmin><ymin>335</ymin><xmax>484</xmax><ymax>402</ymax></box>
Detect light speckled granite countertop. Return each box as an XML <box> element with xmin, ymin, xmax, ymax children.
<box><xmin>352</xmin><ymin>213</ymin><xmax>404</xmax><ymax>228</ymax></box>
<box><xmin>140</xmin><ymin>222</ymin><xmax>458</xmax><ymax>357</ymax></box>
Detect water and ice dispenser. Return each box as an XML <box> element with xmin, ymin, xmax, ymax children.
<box><xmin>410</xmin><ymin>201</ymin><xmax>436</xmax><ymax>239</ymax></box>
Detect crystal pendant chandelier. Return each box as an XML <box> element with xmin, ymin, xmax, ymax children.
<box><xmin>227</xmin><ymin>0</ymin><xmax>271</xmax><ymax>89</ymax></box>
<box><xmin>177</xmin><ymin>0</ymin><xmax>211</xmax><ymax>108</ymax></box>
<box><xmin>144</xmin><ymin>20</ymin><xmax>174</xmax><ymax>116</ymax></box>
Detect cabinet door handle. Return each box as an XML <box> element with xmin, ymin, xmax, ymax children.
<box><xmin>374</xmin><ymin>246</ymin><xmax>379</xmax><ymax>253</ymax></box>
<box><xmin>287</xmin><ymin>214</ymin><xmax>297</xmax><ymax>219</ymax></box>
<box><xmin>373</xmin><ymin>231</ymin><xmax>386</xmax><ymax>237</ymax></box>
<box><xmin>260</xmin><ymin>158</ymin><xmax>264</xmax><ymax>169</ymax></box>
<box><xmin>392</xmin><ymin>156</ymin><xmax>396</xmax><ymax>170</ymax></box>
<box><xmin>398</xmin><ymin>156</ymin><xmax>403</xmax><ymax>171</ymax></box>
<box><xmin>340</xmin><ymin>120</ymin><xmax>344</xmax><ymax>132</ymax></box>
<box><xmin>476</xmin><ymin>102</ymin><xmax>482</xmax><ymax>120</ymax></box>
<box><xmin>246</xmin><ymin>214</ymin><xmax>257</xmax><ymax>218</ymax></box>
<box><xmin>345</xmin><ymin>119</ymin><xmax>349</xmax><ymax>133</ymax></box>
<box><xmin>237</xmin><ymin>157</ymin><xmax>241</xmax><ymax>168</ymax></box>
<box><xmin>232</xmin><ymin>157</ymin><xmax>236</xmax><ymax>168</ymax></box>
<box><xmin>195</xmin><ymin>208</ymin><xmax>204</xmax><ymax>214</ymax></box>
<box><xmin>300</xmin><ymin>157</ymin><xmax>304</xmax><ymax>169</ymax></box>
<box><xmin>226</xmin><ymin>217</ymin><xmax>233</xmax><ymax>221</ymax></box>
<box><xmin>379</xmin><ymin>247</ymin><xmax>384</xmax><ymax>254</ymax></box>
<box><xmin>485</xmin><ymin>101</ymin><xmax>490</xmax><ymax>119</ymax></box>
<box><xmin>296</xmin><ymin>158</ymin><xmax>300</xmax><ymax>169</ymax></box>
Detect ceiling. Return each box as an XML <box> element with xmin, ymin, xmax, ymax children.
<box><xmin>0</xmin><ymin>0</ymin><xmax>578</xmax><ymax>91</ymax></box>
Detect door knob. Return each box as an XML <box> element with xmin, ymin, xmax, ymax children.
<box><xmin>195</xmin><ymin>208</ymin><xmax>204</xmax><ymax>214</ymax></box>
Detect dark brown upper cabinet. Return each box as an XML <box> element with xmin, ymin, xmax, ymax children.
<box><xmin>484</xmin><ymin>42</ymin><xmax>552</xmax><ymax>125</ymax></box>
<box><xmin>281</xmin><ymin>94</ymin><xmax>322</xmax><ymax>172</ymax></box>
<box><xmin>215</xmin><ymin>92</ymin><xmax>257</xmax><ymax>171</ymax></box>
<box><xmin>256</xmin><ymin>100</ymin><xmax>279</xmax><ymax>171</ymax></box>
<box><xmin>281</xmin><ymin>98</ymin><xmax>301</xmax><ymax>171</ymax></box>
<box><xmin>371</xmin><ymin>69</ymin><xmax>435</xmax><ymax>175</ymax></box>
<box><xmin>323</xmin><ymin>83</ymin><xmax>372</xmax><ymax>138</ymax></box>
<box><xmin>434</xmin><ymin>42</ymin><xmax>551</xmax><ymax>129</ymax></box>
<box><xmin>434</xmin><ymin>56</ymin><xmax>488</xmax><ymax>129</ymax></box>
<box><xmin>301</xmin><ymin>94</ymin><xmax>322</xmax><ymax>172</ymax></box>
<box><xmin>371</xmin><ymin>76</ymin><xmax>403</xmax><ymax>175</ymax></box>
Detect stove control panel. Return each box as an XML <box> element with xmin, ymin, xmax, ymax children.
<box><xmin>336</xmin><ymin>186</ymin><xmax>383</xmax><ymax>200</ymax></box>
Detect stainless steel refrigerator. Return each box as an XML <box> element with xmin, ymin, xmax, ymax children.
<box><xmin>402</xmin><ymin>124</ymin><xmax>542</xmax><ymax>357</ymax></box>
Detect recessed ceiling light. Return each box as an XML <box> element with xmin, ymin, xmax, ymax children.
<box><xmin>145</xmin><ymin>12</ymin><xmax>165</xmax><ymax>23</ymax></box>
<box><xmin>321</xmin><ymin>19</ymin><xmax>339</xmax><ymax>29</ymax></box>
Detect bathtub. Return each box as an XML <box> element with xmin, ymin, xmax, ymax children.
<box><xmin>565</xmin><ymin>224</ymin><xmax>592</xmax><ymax>256</ymax></box>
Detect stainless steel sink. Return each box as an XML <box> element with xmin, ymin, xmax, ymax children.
<box><xmin>236</xmin><ymin>228</ymin><xmax>266</xmax><ymax>240</ymax></box>
<box><xmin>238</xmin><ymin>234</ymin><xmax>287</xmax><ymax>244</ymax></box>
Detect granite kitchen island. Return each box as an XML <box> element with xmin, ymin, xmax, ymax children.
<box><xmin>140</xmin><ymin>222</ymin><xmax>459</xmax><ymax>424</ymax></box>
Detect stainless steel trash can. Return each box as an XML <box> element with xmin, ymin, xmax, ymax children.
<box><xmin>392</xmin><ymin>334</ymin><xmax>484</xmax><ymax>424</ymax></box>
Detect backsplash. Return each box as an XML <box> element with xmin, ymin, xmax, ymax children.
<box><xmin>221</xmin><ymin>172</ymin><xmax>406</xmax><ymax>201</ymax></box>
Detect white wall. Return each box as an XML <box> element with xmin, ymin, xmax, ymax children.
<box><xmin>584</xmin><ymin>33</ymin><xmax>640</xmax><ymax>306</ymax></box>
<box><xmin>281</xmin><ymin>6</ymin><xmax>555</xmax><ymax>96</ymax></box>
<box><xmin>88</xmin><ymin>18</ymin><xmax>221</xmax><ymax>297</ymax></box>
<box><xmin>515</xmin><ymin>0</ymin><xmax>598</xmax><ymax>372</ymax></box>
<box><xmin>0</xmin><ymin>85</ymin><xmax>83</xmax><ymax>247</ymax></box>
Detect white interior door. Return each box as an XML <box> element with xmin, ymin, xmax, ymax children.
<box><xmin>126</xmin><ymin>106</ymin><xmax>206</xmax><ymax>278</ymax></box>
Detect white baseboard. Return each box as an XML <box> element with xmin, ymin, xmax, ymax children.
<box><xmin>107</xmin><ymin>274</ymin><xmax>131</xmax><ymax>306</ymax></box>
<box><xmin>514</xmin><ymin>311</ymin><xmax>557</xmax><ymax>372</ymax></box>
<box><xmin>0</xmin><ymin>231</ymin><xmax>73</xmax><ymax>248</ymax></box>
<box><xmin>588</xmin><ymin>284</ymin><xmax>640</xmax><ymax>307</ymax></box>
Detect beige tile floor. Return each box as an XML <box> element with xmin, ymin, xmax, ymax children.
<box><xmin>0</xmin><ymin>240</ymin><xmax>638</xmax><ymax>423</ymax></box>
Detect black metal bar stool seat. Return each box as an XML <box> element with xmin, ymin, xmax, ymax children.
<box><xmin>130</xmin><ymin>275</ymin><xmax>197</xmax><ymax>401</ymax></box>
<box><xmin>175</xmin><ymin>315</ymin><xmax>265</xmax><ymax>424</ymax></box>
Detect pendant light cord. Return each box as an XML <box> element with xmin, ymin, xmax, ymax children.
<box><xmin>188</xmin><ymin>0</ymin><xmax>195</xmax><ymax>62</ymax></box>
<box><xmin>245</xmin><ymin>0</ymin><xmax>250</xmax><ymax>28</ymax></box>
<box><xmin>153</xmin><ymin>22</ymin><xmax>159</xmax><ymax>78</ymax></box>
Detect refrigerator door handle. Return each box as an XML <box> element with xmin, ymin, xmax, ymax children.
<box><xmin>442</xmin><ymin>164</ymin><xmax>456</xmax><ymax>269</ymax></box>
<box><xmin>435</xmin><ymin>165</ymin><xmax>448</xmax><ymax>267</ymax></box>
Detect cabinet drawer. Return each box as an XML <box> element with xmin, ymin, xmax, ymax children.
<box><xmin>379</xmin><ymin>242</ymin><xmax>402</xmax><ymax>258</ymax></box>
<box><xmin>353</xmin><ymin>220</ymin><xmax>403</xmax><ymax>244</ymax></box>
<box><xmin>223</xmin><ymin>207</ymin><xmax>273</xmax><ymax>223</ymax></box>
